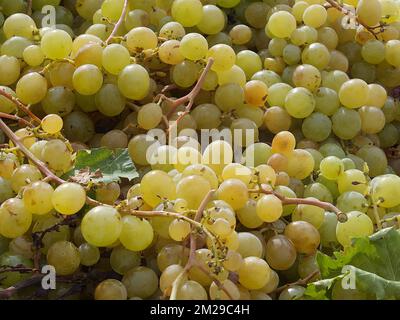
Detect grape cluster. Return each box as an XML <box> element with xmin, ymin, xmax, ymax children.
<box><xmin>0</xmin><ymin>0</ymin><xmax>400</xmax><ymax>301</ymax></box>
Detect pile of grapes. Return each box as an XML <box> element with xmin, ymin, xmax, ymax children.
<box><xmin>0</xmin><ymin>0</ymin><xmax>400</xmax><ymax>301</ymax></box>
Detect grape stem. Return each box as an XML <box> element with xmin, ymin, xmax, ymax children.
<box><xmin>0</xmin><ymin>274</ymin><xmax>44</xmax><ymax>300</ymax></box>
<box><xmin>27</xmin><ymin>0</ymin><xmax>33</xmax><ymax>16</ymax></box>
<box><xmin>0</xmin><ymin>266</ymin><xmax>38</xmax><ymax>274</ymax></box>
<box><xmin>0</xmin><ymin>90</ymin><xmax>41</xmax><ymax>124</ymax></box>
<box><xmin>0</xmin><ymin>112</ymin><xmax>35</xmax><ymax>127</ymax></box>
<box><xmin>248</xmin><ymin>187</ymin><xmax>347</xmax><ymax>223</ymax></box>
<box><xmin>0</xmin><ymin>119</ymin><xmax>64</xmax><ymax>184</ymax></box>
<box><xmin>104</xmin><ymin>0</ymin><xmax>129</xmax><ymax>45</ymax></box>
<box><xmin>273</xmin><ymin>270</ymin><xmax>321</xmax><ymax>295</ymax></box>
<box><xmin>325</xmin><ymin>0</ymin><xmax>384</xmax><ymax>39</ymax></box>
<box><xmin>155</xmin><ymin>58</ymin><xmax>214</xmax><ymax>123</ymax></box>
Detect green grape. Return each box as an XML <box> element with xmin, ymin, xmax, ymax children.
<box><xmin>140</xmin><ymin>170</ymin><xmax>176</xmax><ymax>207</ymax></box>
<box><xmin>236</xmin><ymin>232</ymin><xmax>263</xmax><ymax>259</ymax></box>
<box><xmin>125</xmin><ymin>9</ymin><xmax>150</xmax><ymax>30</ymax></box>
<box><xmin>1</xmin><ymin>36</ymin><xmax>33</xmax><ymax>59</ymax></box>
<box><xmin>0</xmin><ymin>198</ymin><xmax>32</xmax><ymax>238</ymax></box>
<box><xmin>41</xmin><ymin>139</ymin><xmax>72</xmax><ymax>173</ymax></box>
<box><xmin>301</xmin><ymin>112</ymin><xmax>332</xmax><ymax>142</ymax></box>
<box><xmin>81</xmin><ymin>206</ymin><xmax>122</xmax><ymax>247</ymax></box>
<box><xmin>101</xmin><ymin>0</ymin><xmax>124</xmax><ymax>21</ymax></box>
<box><xmin>229</xmin><ymin>24</ymin><xmax>252</xmax><ymax>46</ymax></box>
<box><xmin>336</xmin><ymin>211</ymin><xmax>373</xmax><ymax>247</ymax></box>
<box><xmin>282</xmin><ymin>44</ymin><xmax>301</xmax><ymax>65</ymax></box>
<box><xmin>263</xmin><ymin>106</ymin><xmax>292</xmax><ymax>134</ymax></box>
<box><xmin>256</xmin><ymin>194</ymin><xmax>282</xmax><ymax>223</ymax></box>
<box><xmin>319</xmin><ymin>142</ymin><xmax>346</xmax><ymax>159</ymax></box>
<box><xmin>214</xmin><ymin>83</ymin><xmax>244</xmax><ymax>112</ymax></box>
<box><xmin>16</xmin><ymin>72</ymin><xmax>47</xmax><ymax>105</ymax></box>
<box><xmin>284</xmin><ymin>221</ymin><xmax>320</xmax><ymax>255</ymax></box>
<box><xmin>190</xmin><ymin>103</ymin><xmax>221</xmax><ymax>129</ymax></box>
<box><xmin>279</xmin><ymin>285</ymin><xmax>305</xmax><ymax>300</ymax></box>
<box><xmin>42</xmin><ymin>86</ymin><xmax>75</xmax><ymax>116</ymax></box>
<box><xmin>301</xmin><ymin>43</ymin><xmax>330</xmax><ymax>70</ymax></box>
<box><xmin>122</xmin><ymin>266</ymin><xmax>159</xmax><ymax>298</ymax></box>
<box><xmin>157</xmin><ymin>244</ymin><xmax>189</xmax><ymax>271</ymax></box>
<box><xmin>207</xmin><ymin>44</ymin><xmax>236</xmax><ymax>72</ymax></box>
<box><xmin>171</xmin><ymin>0</ymin><xmax>203</xmax><ymax>27</ymax></box>
<box><xmin>74</xmin><ymin>42</ymin><xmax>103</xmax><ymax>68</ymax></box>
<box><xmin>304</xmin><ymin>182</ymin><xmax>333</xmax><ymax>203</ymax></box>
<box><xmin>385</xmin><ymin>40</ymin><xmax>400</xmax><ymax>67</ymax></box>
<box><xmin>52</xmin><ymin>183</ymin><xmax>86</xmax><ymax>216</ymax></box>
<box><xmin>0</xmin><ymin>177</ymin><xmax>13</xmax><ymax>204</ymax></box>
<box><xmin>3</xmin><ymin>13</ymin><xmax>36</xmax><ymax>40</ymax></box>
<box><xmin>118</xmin><ymin>64</ymin><xmax>150</xmax><ymax>100</ymax></box>
<box><xmin>321</xmin><ymin>70</ymin><xmax>349</xmax><ymax>92</ymax></box>
<box><xmin>41</xmin><ymin>114</ymin><xmax>63</xmax><ymax>134</ymax></box>
<box><xmin>175</xmin><ymin>280</ymin><xmax>207</xmax><ymax>300</ymax></box>
<box><xmin>370</xmin><ymin>174</ymin><xmax>400</xmax><ymax>208</ymax></box>
<box><xmin>33</xmin><ymin>215</ymin><xmax>71</xmax><ymax>253</ymax></box>
<box><xmin>41</xmin><ymin>29</ymin><xmax>72</xmax><ymax>60</ymax></box>
<box><xmin>236</xmin><ymin>50</ymin><xmax>262</xmax><ymax>80</ymax></box>
<box><xmin>331</xmin><ymin>107</ymin><xmax>361</xmax><ymax>140</ymax></box>
<box><xmin>342</xmin><ymin>158</ymin><xmax>356</xmax><ymax>171</ymax></box>
<box><xmin>172</xmin><ymin>60</ymin><xmax>200</xmax><ymax>88</ymax></box>
<box><xmin>120</xmin><ymin>216</ymin><xmax>154</xmax><ymax>251</ymax></box>
<box><xmin>238</xmin><ymin>256</ymin><xmax>271</xmax><ymax>290</ymax></box>
<box><xmin>75</xmin><ymin>0</ymin><xmax>104</xmax><ymax>20</ymax></box>
<box><xmin>230</xmin><ymin>118</ymin><xmax>259</xmax><ymax>147</ymax></box>
<box><xmin>47</xmin><ymin>241</ymin><xmax>80</xmax><ymax>275</ymax></box>
<box><xmin>356</xmin><ymin>146</ymin><xmax>388</xmax><ymax>177</ymax></box>
<box><xmin>358</xmin><ymin>106</ymin><xmax>385</xmax><ymax>134</ymax></box>
<box><xmin>160</xmin><ymin>264</ymin><xmax>185</xmax><ymax>295</ymax></box>
<box><xmin>73</xmin><ymin>64</ymin><xmax>103</xmax><ymax>96</ymax></box>
<box><xmin>338</xmin><ymin>79</ymin><xmax>369</xmax><ymax>109</ymax></box>
<box><xmin>366</xmin><ymin>83</ymin><xmax>387</xmax><ymax>108</ymax></box>
<box><xmin>268</xmin><ymin>38</ymin><xmax>287</xmax><ymax>57</ymax></box>
<box><xmin>95</xmin><ymin>84</ymin><xmax>126</xmax><ymax>117</ymax></box>
<box><xmin>319</xmin><ymin>211</ymin><xmax>338</xmax><ymax>247</ymax></box>
<box><xmin>236</xmin><ymin>199</ymin><xmax>263</xmax><ymax>229</ymax></box>
<box><xmin>79</xmin><ymin>243</ymin><xmax>100</xmax><ymax>266</ymax></box>
<box><xmin>216</xmin><ymin>179</ymin><xmax>248</xmax><ymax>210</ymax></box>
<box><xmin>378</xmin><ymin>124</ymin><xmax>399</xmax><ymax>148</ymax></box>
<box><xmin>159</xmin><ymin>21</ymin><xmax>186</xmax><ymax>39</ymax></box>
<box><xmin>314</xmin><ymin>87</ymin><xmax>339</xmax><ymax>116</ymax></box>
<box><xmin>337</xmin><ymin>169</ymin><xmax>368</xmax><ymax>194</ymax></box>
<box><xmin>209</xmin><ymin>279</ymin><xmax>240</xmax><ymax>300</ymax></box>
<box><xmin>63</xmin><ymin>111</ymin><xmax>95</xmax><ymax>143</ymax></box>
<box><xmin>23</xmin><ymin>181</ymin><xmax>54</xmax><ymax>215</ymax></box>
<box><xmin>137</xmin><ymin>103</ymin><xmax>163</xmax><ymax>130</ymax></box>
<box><xmin>292</xmin><ymin>64</ymin><xmax>321</xmax><ymax>92</ymax></box>
<box><xmin>95</xmin><ymin>182</ymin><xmax>121</xmax><ymax>205</ymax></box>
<box><xmin>265</xmin><ymin>235</ymin><xmax>297</xmax><ymax>271</ymax></box>
<box><xmin>303</xmin><ymin>4</ymin><xmax>327</xmax><ymax>28</ymax></box>
<box><xmin>361</xmin><ymin>40</ymin><xmax>385</xmax><ymax>65</ymax></box>
<box><xmin>292</xmin><ymin>200</ymin><xmax>325</xmax><ymax>229</ymax></box>
<box><xmin>0</xmin><ymin>86</ymin><xmax>17</xmax><ymax>114</ymax></box>
<box><xmin>95</xmin><ymin>279</ymin><xmax>127</xmax><ymax>300</ymax></box>
<box><xmin>11</xmin><ymin>164</ymin><xmax>42</xmax><ymax>193</ymax></box>
<box><xmin>0</xmin><ymin>252</ymin><xmax>32</xmax><ymax>287</ymax></box>
<box><xmin>286</xmin><ymin>149</ymin><xmax>315</xmax><ymax>180</ymax></box>
<box><xmin>320</xmin><ymin>156</ymin><xmax>345</xmax><ymax>180</ymax></box>
<box><xmin>128</xmin><ymin>134</ymin><xmax>160</xmax><ymax>166</ymax></box>
<box><xmin>126</xmin><ymin>27</ymin><xmax>158</xmax><ymax>53</ymax></box>
<box><xmin>110</xmin><ymin>246</ymin><xmax>141</xmax><ymax>275</ymax></box>
<box><xmin>285</xmin><ymin>87</ymin><xmax>315</xmax><ymax>119</ymax></box>
<box><xmin>266</xmin><ymin>11</ymin><xmax>296</xmax><ymax>39</ymax></box>
<box><xmin>337</xmin><ymin>191</ymin><xmax>368</xmax><ymax>214</ymax></box>
<box><xmin>356</xmin><ymin>0</ymin><xmax>382</xmax><ymax>27</ymax></box>
<box><xmin>22</xmin><ymin>45</ymin><xmax>44</xmax><ymax>67</ymax></box>
<box><xmin>177</xmin><ymin>175</ymin><xmax>211</xmax><ymax>209</ymax></box>
<box><xmin>168</xmin><ymin>218</ymin><xmax>191</xmax><ymax>241</ymax></box>
<box><xmin>48</xmin><ymin>61</ymin><xmax>75</xmax><ymax>89</ymax></box>
<box><xmin>180</xmin><ymin>33</ymin><xmax>208</xmax><ymax>61</ymax></box>
<box><xmin>317</xmin><ymin>27</ymin><xmax>338</xmax><ymax>51</ymax></box>
<box><xmin>158</xmin><ymin>40</ymin><xmax>184</xmax><ymax>65</ymax></box>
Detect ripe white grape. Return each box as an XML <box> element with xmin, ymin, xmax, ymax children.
<box><xmin>52</xmin><ymin>182</ymin><xmax>86</xmax><ymax>215</ymax></box>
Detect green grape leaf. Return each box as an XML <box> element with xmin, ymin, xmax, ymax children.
<box><xmin>306</xmin><ymin>228</ymin><xmax>400</xmax><ymax>300</ymax></box>
<box><xmin>64</xmin><ymin>148</ymin><xmax>138</xmax><ymax>184</ymax></box>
